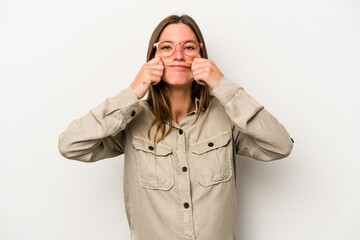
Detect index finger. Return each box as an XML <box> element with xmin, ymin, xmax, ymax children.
<box><xmin>192</xmin><ymin>57</ymin><xmax>206</xmax><ymax>65</ymax></box>
<box><xmin>155</xmin><ymin>56</ymin><xmax>164</xmax><ymax>66</ymax></box>
<box><xmin>148</xmin><ymin>56</ymin><xmax>163</xmax><ymax>65</ymax></box>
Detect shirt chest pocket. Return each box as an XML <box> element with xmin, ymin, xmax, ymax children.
<box><xmin>132</xmin><ymin>136</ymin><xmax>174</xmax><ymax>191</ymax></box>
<box><xmin>190</xmin><ymin>132</ymin><xmax>233</xmax><ymax>187</ymax></box>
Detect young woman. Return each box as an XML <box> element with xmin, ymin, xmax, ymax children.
<box><xmin>59</xmin><ymin>15</ymin><xmax>293</xmax><ymax>240</ymax></box>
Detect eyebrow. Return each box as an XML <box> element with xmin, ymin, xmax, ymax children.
<box><xmin>158</xmin><ymin>40</ymin><xmax>198</xmax><ymax>43</ymax></box>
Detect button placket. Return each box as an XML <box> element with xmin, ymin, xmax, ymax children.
<box><xmin>175</xmin><ymin>128</ymin><xmax>195</xmax><ymax>238</ymax></box>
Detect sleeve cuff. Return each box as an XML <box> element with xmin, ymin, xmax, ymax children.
<box><xmin>90</xmin><ymin>86</ymin><xmax>140</xmax><ymax>121</ymax></box>
<box><xmin>113</xmin><ymin>86</ymin><xmax>140</xmax><ymax>110</ymax></box>
<box><xmin>211</xmin><ymin>77</ymin><xmax>264</xmax><ymax>117</ymax></box>
<box><xmin>210</xmin><ymin>77</ymin><xmax>242</xmax><ymax>105</ymax></box>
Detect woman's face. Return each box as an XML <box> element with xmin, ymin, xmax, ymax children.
<box><xmin>155</xmin><ymin>23</ymin><xmax>200</xmax><ymax>88</ymax></box>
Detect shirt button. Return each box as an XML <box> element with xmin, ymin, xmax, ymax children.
<box><xmin>130</xmin><ymin>110</ymin><xmax>136</xmax><ymax>117</ymax></box>
<box><xmin>148</xmin><ymin>146</ymin><xmax>154</xmax><ymax>151</ymax></box>
<box><xmin>182</xmin><ymin>166</ymin><xmax>187</xmax><ymax>172</ymax></box>
<box><xmin>183</xmin><ymin>202</ymin><xmax>189</xmax><ymax>209</ymax></box>
<box><xmin>208</xmin><ymin>142</ymin><xmax>214</xmax><ymax>147</ymax></box>
<box><xmin>179</xmin><ymin>129</ymin><xmax>183</xmax><ymax>135</ymax></box>
<box><xmin>291</xmin><ymin>138</ymin><xmax>294</xmax><ymax>143</ymax></box>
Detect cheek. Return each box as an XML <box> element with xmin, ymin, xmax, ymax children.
<box><xmin>155</xmin><ymin>53</ymin><xmax>168</xmax><ymax>63</ymax></box>
<box><xmin>188</xmin><ymin>54</ymin><xmax>201</xmax><ymax>64</ymax></box>
<box><xmin>187</xmin><ymin>57</ymin><xmax>196</xmax><ymax>64</ymax></box>
<box><xmin>154</xmin><ymin>52</ymin><xmax>165</xmax><ymax>61</ymax></box>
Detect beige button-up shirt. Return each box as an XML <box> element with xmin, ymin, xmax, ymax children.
<box><xmin>58</xmin><ymin>77</ymin><xmax>293</xmax><ymax>240</ymax></box>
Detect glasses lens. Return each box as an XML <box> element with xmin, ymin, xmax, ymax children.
<box><xmin>158</xmin><ymin>41</ymin><xmax>174</xmax><ymax>57</ymax></box>
<box><xmin>183</xmin><ymin>41</ymin><xmax>199</xmax><ymax>56</ymax></box>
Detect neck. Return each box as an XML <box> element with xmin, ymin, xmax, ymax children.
<box><xmin>164</xmin><ymin>83</ymin><xmax>195</xmax><ymax>125</ymax></box>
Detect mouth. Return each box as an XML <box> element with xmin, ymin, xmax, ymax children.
<box><xmin>167</xmin><ymin>64</ymin><xmax>191</xmax><ymax>70</ymax></box>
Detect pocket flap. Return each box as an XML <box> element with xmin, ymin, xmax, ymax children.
<box><xmin>191</xmin><ymin>131</ymin><xmax>231</xmax><ymax>155</ymax></box>
<box><xmin>132</xmin><ymin>136</ymin><xmax>172</xmax><ymax>156</ymax></box>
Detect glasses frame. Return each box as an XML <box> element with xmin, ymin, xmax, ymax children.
<box><xmin>153</xmin><ymin>40</ymin><xmax>203</xmax><ymax>57</ymax></box>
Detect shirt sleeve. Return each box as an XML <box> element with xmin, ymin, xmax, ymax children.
<box><xmin>58</xmin><ymin>86</ymin><xmax>141</xmax><ymax>162</ymax></box>
<box><xmin>210</xmin><ymin>77</ymin><xmax>294</xmax><ymax>161</ymax></box>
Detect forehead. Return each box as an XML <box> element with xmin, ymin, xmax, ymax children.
<box><xmin>158</xmin><ymin>23</ymin><xmax>198</xmax><ymax>42</ymax></box>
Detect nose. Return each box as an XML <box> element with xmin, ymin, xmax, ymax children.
<box><xmin>173</xmin><ymin>43</ymin><xmax>184</xmax><ymax>61</ymax></box>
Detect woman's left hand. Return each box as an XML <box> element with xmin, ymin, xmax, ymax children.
<box><xmin>191</xmin><ymin>58</ymin><xmax>224</xmax><ymax>89</ymax></box>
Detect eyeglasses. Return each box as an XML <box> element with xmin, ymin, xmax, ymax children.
<box><xmin>153</xmin><ymin>40</ymin><xmax>203</xmax><ymax>57</ymax></box>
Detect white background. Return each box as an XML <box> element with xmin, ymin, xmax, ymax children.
<box><xmin>1</xmin><ymin>0</ymin><xmax>359</xmax><ymax>239</ymax></box>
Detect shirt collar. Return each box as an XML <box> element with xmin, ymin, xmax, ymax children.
<box><xmin>165</xmin><ymin>97</ymin><xmax>200</xmax><ymax>128</ymax></box>
<box><xmin>194</xmin><ymin>97</ymin><xmax>200</xmax><ymax>114</ymax></box>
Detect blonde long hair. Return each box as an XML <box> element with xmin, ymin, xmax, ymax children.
<box><xmin>145</xmin><ymin>15</ymin><xmax>213</xmax><ymax>144</ymax></box>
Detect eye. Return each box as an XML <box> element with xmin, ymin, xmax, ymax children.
<box><xmin>161</xmin><ymin>46</ymin><xmax>172</xmax><ymax>50</ymax></box>
<box><xmin>184</xmin><ymin>46</ymin><xmax>195</xmax><ymax>50</ymax></box>
<box><xmin>183</xmin><ymin>41</ymin><xmax>198</xmax><ymax>51</ymax></box>
<box><xmin>159</xmin><ymin>42</ymin><xmax>174</xmax><ymax>51</ymax></box>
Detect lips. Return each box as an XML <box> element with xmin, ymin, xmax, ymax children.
<box><xmin>167</xmin><ymin>64</ymin><xmax>191</xmax><ymax>70</ymax></box>
<box><xmin>167</xmin><ymin>64</ymin><xmax>191</xmax><ymax>72</ymax></box>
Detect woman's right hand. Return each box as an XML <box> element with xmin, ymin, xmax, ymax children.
<box><xmin>130</xmin><ymin>56</ymin><xmax>164</xmax><ymax>99</ymax></box>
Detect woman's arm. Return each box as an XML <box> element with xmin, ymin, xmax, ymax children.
<box><xmin>59</xmin><ymin>57</ymin><xmax>164</xmax><ymax>162</ymax></box>
<box><xmin>58</xmin><ymin>86</ymin><xmax>140</xmax><ymax>162</ymax></box>
<box><xmin>211</xmin><ymin>77</ymin><xmax>294</xmax><ymax>161</ymax></box>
